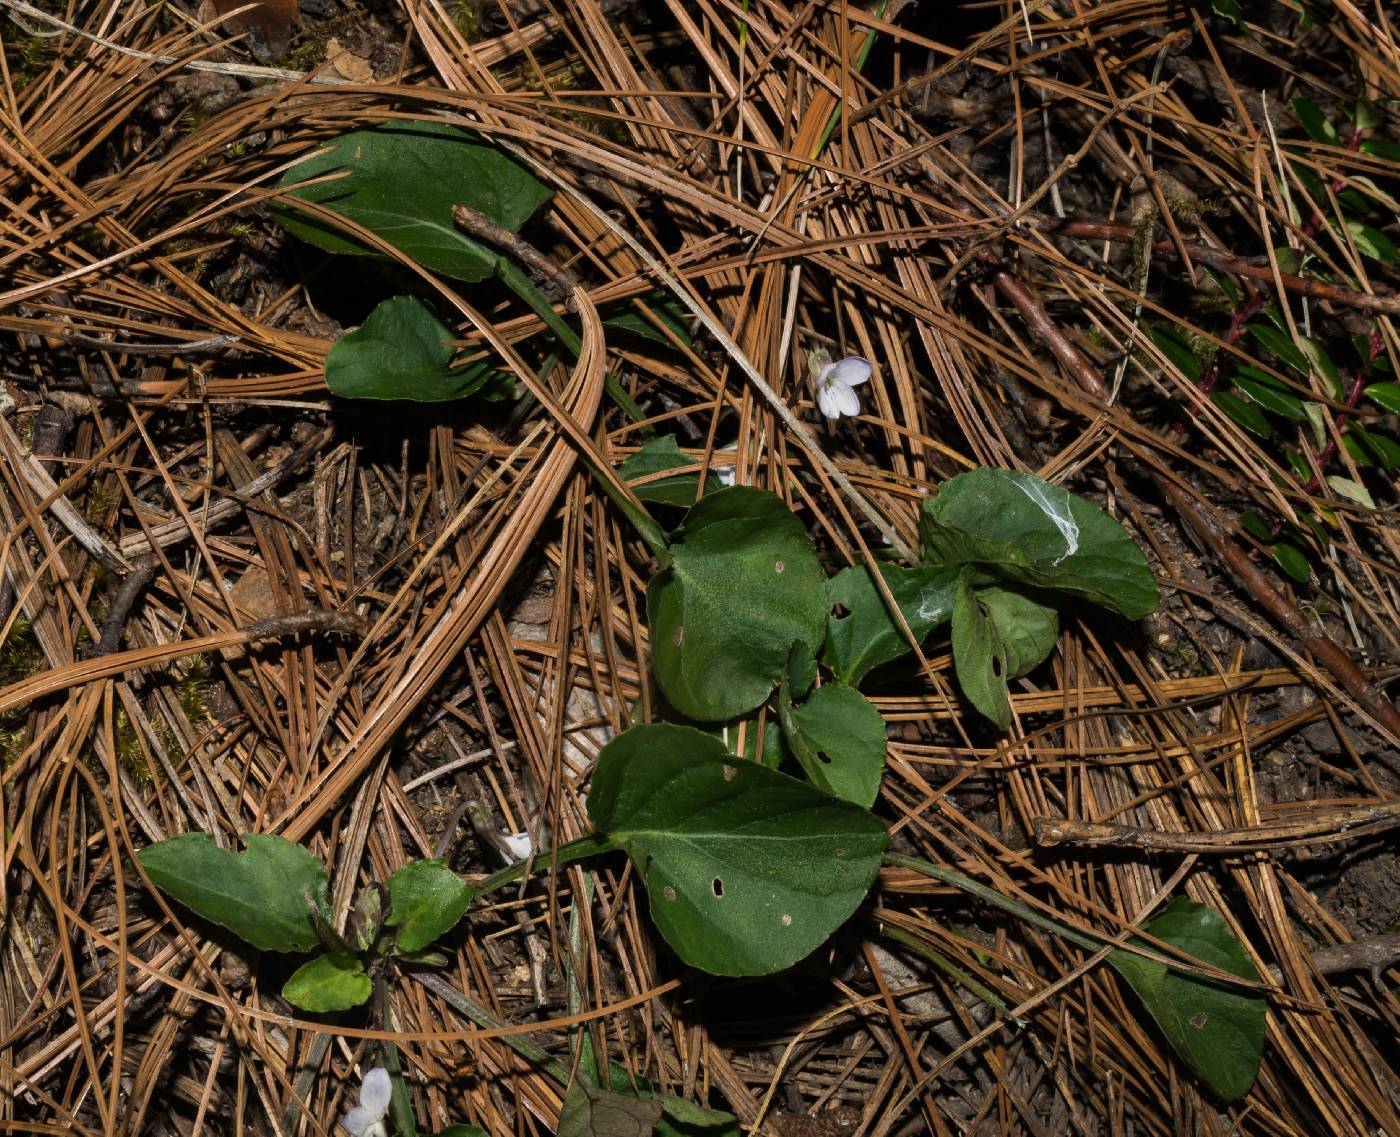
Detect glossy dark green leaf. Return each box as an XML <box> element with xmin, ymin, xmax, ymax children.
<box><xmin>587</xmin><ymin>724</ymin><xmax>887</xmax><ymax>976</ymax></box>
<box><xmin>1211</xmin><ymin>391</ymin><xmax>1272</xmax><ymax>439</ymax></box>
<box><xmin>386</xmin><ymin>859</ymin><xmax>473</xmax><ymax>952</ymax></box>
<box><xmin>647</xmin><ymin>488</ymin><xmax>828</xmax><ymax>721</ymax></box>
<box><xmin>1364</xmin><ymin>382</ymin><xmax>1400</xmax><ymax>413</ymax></box>
<box><xmin>920</xmin><ymin>468</ymin><xmax>1159</xmax><ymax>619</ymax></box>
<box><xmin>1350</xmin><ymin>426</ymin><xmax>1400</xmax><ymax>468</ymax></box>
<box><xmin>822</xmin><ymin>563</ymin><xmax>959</xmax><ymax>685</ymax></box>
<box><xmin>1204</xmin><ymin>267</ymin><xmax>1241</xmax><ymax>306</ymax></box>
<box><xmin>1361</xmin><ymin>139</ymin><xmax>1400</xmax><ymax>161</ymax></box>
<box><xmin>1150</xmin><ymin>324</ymin><xmax>1203</xmax><ymax>380</ymax></box>
<box><xmin>1108</xmin><ymin>898</ymin><xmax>1266</xmax><ymax>1101</ymax></box>
<box><xmin>1284</xmin><ymin>447</ymin><xmax>1315</xmax><ymax>481</ymax></box>
<box><xmin>326</xmin><ymin>296</ymin><xmax>512</xmax><ymax>403</ymax></box>
<box><xmin>1210</xmin><ymin>0</ymin><xmax>1242</xmax><ymax>26</ymax></box>
<box><xmin>137</xmin><ymin>833</ymin><xmax>328</xmax><ymax>952</ymax></box>
<box><xmin>1354</xmin><ymin>97</ymin><xmax>1384</xmax><ymax>130</ymax></box>
<box><xmin>1246</xmin><ymin>324</ymin><xmax>1308</xmax><ymax>375</ymax></box>
<box><xmin>1291</xmin><ymin>98</ymin><xmax>1338</xmax><ymax>144</ymax></box>
<box><xmin>1346</xmin><ymin>220</ymin><xmax>1399</xmax><ymax>262</ymax></box>
<box><xmin>1271</xmin><ymin>542</ymin><xmax>1312</xmax><ymax>583</ymax></box>
<box><xmin>275</xmin><ymin>120</ymin><xmax>551</xmax><ymax>282</ymax></box>
<box><xmin>1232</xmin><ymin>375</ymin><xmax>1307</xmax><ymax>420</ymax></box>
<box><xmin>281</xmin><ymin>952</ymin><xmax>372</xmax><ymax>1012</ymax></box>
<box><xmin>1238</xmin><ymin>511</ymin><xmax>1271</xmax><ymax>541</ymax></box>
<box><xmin>785</xmin><ymin>683</ymin><xmax>887</xmax><ymax>807</ymax></box>
<box><xmin>618</xmin><ymin>437</ymin><xmax>721</xmax><ymax>507</ymax></box>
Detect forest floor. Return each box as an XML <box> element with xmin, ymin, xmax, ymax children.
<box><xmin>2</xmin><ymin>1</ymin><xmax>1400</xmax><ymax>1135</ymax></box>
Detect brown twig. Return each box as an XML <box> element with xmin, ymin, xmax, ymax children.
<box><xmin>1051</xmin><ymin>219</ymin><xmax>1400</xmax><ymax>316</ymax></box>
<box><xmin>451</xmin><ymin>204</ymin><xmax>580</xmax><ymax>307</ymax></box>
<box><xmin>86</xmin><ymin>559</ymin><xmax>158</xmax><ymax>658</ymax></box>
<box><xmin>1032</xmin><ymin>800</ymin><xmax>1400</xmax><ymax>853</ymax></box>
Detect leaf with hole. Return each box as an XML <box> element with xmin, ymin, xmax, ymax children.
<box><xmin>920</xmin><ymin>469</ymin><xmax>1159</xmax><ymax>619</ymax></box>
<box><xmin>950</xmin><ymin>573</ymin><xmax>1059</xmax><ymax>730</ymax></box>
<box><xmin>274</xmin><ymin>120</ymin><xmax>551</xmax><ymax>282</ymax></box>
<box><xmin>1107</xmin><ymin>898</ymin><xmax>1266</xmax><ymax>1101</ymax></box>
<box><xmin>1211</xmin><ymin>391</ymin><xmax>1272</xmax><ymax>438</ymax></box>
<box><xmin>783</xmin><ymin>682</ymin><xmax>887</xmax><ymax>808</ymax></box>
<box><xmin>648</xmin><ymin>488</ymin><xmax>828</xmax><ymax>721</ymax></box>
<box><xmin>326</xmin><ymin>296</ymin><xmax>513</xmax><ymax>403</ymax></box>
<box><xmin>386</xmin><ymin>859</ymin><xmax>474</xmax><ymax>952</ymax></box>
<box><xmin>822</xmin><ymin>563</ymin><xmax>959</xmax><ymax>685</ymax></box>
<box><xmin>586</xmin><ymin>724</ymin><xmax>887</xmax><ymax>976</ymax></box>
<box><xmin>137</xmin><ymin>832</ymin><xmax>328</xmax><ymax>952</ymax></box>
<box><xmin>281</xmin><ymin>952</ymin><xmax>372</xmax><ymax>1012</ymax></box>
<box><xmin>618</xmin><ymin>437</ymin><xmax>721</xmax><ymax>507</ymax></box>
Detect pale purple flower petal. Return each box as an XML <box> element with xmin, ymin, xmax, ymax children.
<box><xmin>341</xmin><ymin>1106</ymin><xmax>376</xmax><ymax>1137</ymax></box>
<box><xmin>818</xmin><ymin>379</ymin><xmax>861</xmax><ymax>420</ymax></box>
<box><xmin>360</xmin><ymin>1068</ymin><xmax>391</xmax><ymax>1116</ymax></box>
<box><xmin>823</xmin><ymin>356</ymin><xmax>871</xmax><ymax>388</ymax></box>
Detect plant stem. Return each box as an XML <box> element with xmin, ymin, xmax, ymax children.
<box><xmin>469</xmin><ymin>833</ymin><xmax>620</xmax><ymax>902</ymax></box>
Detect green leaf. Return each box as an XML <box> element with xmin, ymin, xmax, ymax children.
<box><xmin>1204</xmin><ymin>267</ymin><xmax>1241</xmax><ymax>306</ymax></box>
<box><xmin>325</xmin><ymin>296</ymin><xmax>513</xmax><ymax>403</ymax></box>
<box><xmin>587</xmin><ymin>724</ymin><xmax>887</xmax><ymax>976</ymax></box>
<box><xmin>785</xmin><ymin>683</ymin><xmax>887</xmax><ymax>808</ymax></box>
<box><xmin>1108</xmin><ymin>898</ymin><xmax>1265</xmax><ymax>1101</ymax></box>
<box><xmin>618</xmin><ymin>437</ymin><xmax>721</xmax><ymax>507</ymax></box>
<box><xmin>822</xmin><ymin>563</ymin><xmax>959</xmax><ymax>685</ymax></box>
<box><xmin>1361</xmin><ymin>139</ymin><xmax>1400</xmax><ymax>161</ymax></box>
<box><xmin>558</xmin><ymin>1078</ymin><xmax>663</xmax><ymax>1137</ymax></box>
<box><xmin>137</xmin><ymin>833</ymin><xmax>328</xmax><ymax>952</ymax></box>
<box><xmin>1364</xmin><ymin>382</ymin><xmax>1400</xmax><ymax>413</ymax></box>
<box><xmin>647</xmin><ymin>488</ymin><xmax>828</xmax><ymax>721</ymax></box>
<box><xmin>977</xmin><ymin>584</ymin><xmax>1060</xmax><ymax>679</ymax></box>
<box><xmin>386</xmin><ymin>859</ymin><xmax>474</xmax><ymax>952</ymax></box>
<box><xmin>1354</xmin><ymin>97</ymin><xmax>1384</xmax><ymax>131</ymax></box>
<box><xmin>1299</xmin><ymin>337</ymin><xmax>1343</xmax><ymax>400</ymax></box>
<box><xmin>1326</xmin><ymin>475</ymin><xmax>1375</xmax><ymax>508</ymax></box>
<box><xmin>1211</xmin><ymin>391</ymin><xmax>1273</xmax><ymax>439</ymax></box>
<box><xmin>1149</xmin><ymin>324</ymin><xmax>1203</xmax><ymax>381</ymax></box>
<box><xmin>603</xmin><ymin>295</ymin><xmax>694</xmax><ymax>348</ymax></box>
<box><xmin>1302</xmin><ymin>403</ymin><xmax>1328</xmax><ymax>451</ymax></box>
<box><xmin>281</xmin><ymin>952</ymin><xmax>372</xmax><ymax>1012</ymax></box>
<box><xmin>1291</xmin><ymin>97</ymin><xmax>1338</xmax><ymax>145</ymax></box>
<box><xmin>1238</xmin><ymin>510</ymin><xmax>1271</xmax><ymax>541</ymax></box>
<box><xmin>655</xmin><ymin>1096</ymin><xmax>740</xmax><ymax>1137</ymax></box>
<box><xmin>1345</xmin><ymin>220</ymin><xmax>1399</xmax><ymax>262</ymax></box>
<box><xmin>1247</xmin><ymin>324</ymin><xmax>1308</xmax><ymax>375</ymax></box>
<box><xmin>1348</xmin><ymin>426</ymin><xmax>1400</xmax><ymax>468</ymax></box>
<box><xmin>274</xmin><ymin>120</ymin><xmax>551</xmax><ymax>282</ymax></box>
<box><xmin>1271</xmin><ymin>542</ymin><xmax>1312</xmax><ymax>583</ymax></box>
<box><xmin>1210</xmin><ymin>0</ymin><xmax>1242</xmax><ymax>26</ymax></box>
<box><xmin>951</xmin><ymin>570</ymin><xmax>1011</xmax><ymax>730</ymax></box>
<box><xmin>920</xmin><ymin>468</ymin><xmax>1159</xmax><ymax>619</ymax></box>
<box><xmin>435</xmin><ymin>1127</ymin><xmax>490</xmax><ymax>1137</ymax></box>
<box><xmin>1232</xmin><ymin>375</ymin><xmax>1307</xmax><ymax>420</ymax></box>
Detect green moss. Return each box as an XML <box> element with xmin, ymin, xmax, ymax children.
<box><xmin>0</xmin><ymin>619</ymin><xmax>43</xmax><ymax>767</ymax></box>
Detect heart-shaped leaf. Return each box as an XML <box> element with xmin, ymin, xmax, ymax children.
<box><xmin>822</xmin><ymin>563</ymin><xmax>959</xmax><ymax>685</ymax></box>
<box><xmin>282</xmin><ymin>952</ymin><xmax>372</xmax><ymax>1012</ymax></box>
<box><xmin>950</xmin><ymin>575</ymin><xmax>1060</xmax><ymax>729</ymax></box>
<box><xmin>1108</xmin><ymin>898</ymin><xmax>1266</xmax><ymax>1101</ymax></box>
<box><xmin>921</xmin><ymin>469</ymin><xmax>1159</xmax><ymax>619</ymax></box>
<box><xmin>784</xmin><ymin>683</ymin><xmax>887</xmax><ymax>807</ymax></box>
<box><xmin>386</xmin><ymin>859</ymin><xmax>474</xmax><ymax>952</ymax></box>
<box><xmin>275</xmin><ymin>120</ymin><xmax>551</xmax><ymax>282</ymax></box>
<box><xmin>587</xmin><ymin>724</ymin><xmax>887</xmax><ymax>976</ymax></box>
<box><xmin>647</xmin><ymin>488</ymin><xmax>828</xmax><ymax>721</ymax></box>
<box><xmin>137</xmin><ymin>832</ymin><xmax>328</xmax><ymax>952</ymax></box>
<box><xmin>326</xmin><ymin>296</ymin><xmax>515</xmax><ymax>403</ymax></box>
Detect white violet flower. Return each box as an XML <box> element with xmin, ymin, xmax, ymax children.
<box><xmin>341</xmin><ymin>1066</ymin><xmax>391</xmax><ymax>1137</ymax></box>
<box><xmin>815</xmin><ymin>355</ymin><xmax>872</xmax><ymax>420</ymax></box>
<box><xmin>716</xmin><ymin>467</ymin><xmax>736</xmax><ymax>487</ymax></box>
<box><xmin>502</xmin><ymin>831</ymin><xmax>534</xmax><ymax>862</ymax></box>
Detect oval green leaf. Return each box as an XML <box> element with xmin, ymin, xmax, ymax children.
<box><xmin>785</xmin><ymin>683</ymin><xmax>887</xmax><ymax>808</ymax></box>
<box><xmin>920</xmin><ymin>468</ymin><xmax>1159</xmax><ymax>619</ymax></box>
<box><xmin>137</xmin><ymin>832</ymin><xmax>328</xmax><ymax>952</ymax></box>
<box><xmin>586</xmin><ymin>724</ymin><xmax>887</xmax><ymax>976</ymax></box>
<box><xmin>822</xmin><ymin>563</ymin><xmax>959</xmax><ymax>685</ymax></box>
<box><xmin>1364</xmin><ymin>382</ymin><xmax>1400</xmax><ymax>414</ymax></box>
<box><xmin>282</xmin><ymin>952</ymin><xmax>372</xmax><ymax>1013</ymax></box>
<box><xmin>1211</xmin><ymin>391</ymin><xmax>1272</xmax><ymax>439</ymax></box>
<box><xmin>1271</xmin><ymin>542</ymin><xmax>1312</xmax><ymax>583</ymax></box>
<box><xmin>274</xmin><ymin>120</ymin><xmax>551</xmax><ymax>282</ymax></box>
<box><xmin>386</xmin><ymin>859</ymin><xmax>474</xmax><ymax>952</ymax></box>
<box><xmin>647</xmin><ymin>488</ymin><xmax>828</xmax><ymax>721</ymax></box>
<box><xmin>1232</xmin><ymin>376</ymin><xmax>1307</xmax><ymax>420</ymax></box>
<box><xmin>1108</xmin><ymin>898</ymin><xmax>1265</xmax><ymax>1101</ymax></box>
<box><xmin>325</xmin><ymin>296</ymin><xmax>513</xmax><ymax>403</ymax></box>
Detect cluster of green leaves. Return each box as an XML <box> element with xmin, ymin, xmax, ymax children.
<box><xmin>1290</xmin><ymin>96</ymin><xmax>1398</xmax><ymax>263</ymax></box>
